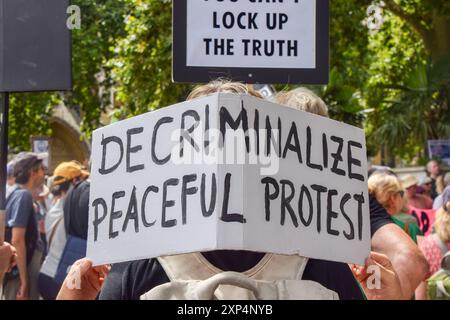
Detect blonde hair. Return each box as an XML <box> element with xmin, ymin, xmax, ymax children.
<box><xmin>187</xmin><ymin>79</ymin><xmax>263</xmax><ymax>100</ymax></box>
<box><xmin>368</xmin><ymin>173</ymin><xmax>402</xmax><ymax>210</ymax></box>
<box><xmin>435</xmin><ymin>204</ymin><xmax>450</xmax><ymax>243</ymax></box>
<box><xmin>275</xmin><ymin>87</ymin><xmax>329</xmax><ymax>117</ymax></box>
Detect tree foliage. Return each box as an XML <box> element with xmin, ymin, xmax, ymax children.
<box><xmin>8</xmin><ymin>92</ymin><xmax>56</xmax><ymax>152</ymax></box>
<box><xmin>66</xmin><ymin>0</ymin><xmax>131</xmax><ymax>136</ymax></box>
<box><xmin>109</xmin><ymin>0</ymin><xmax>192</xmax><ymax>120</ymax></box>
<box><xmin>364</xmin><ymin>1</ymin><xmax>450</xmax><ymax>164</ymax></box>
<box><xmin>5</xmin><ymin>0</ymin><xmax>449</xmax><ymax>166</ymax></box>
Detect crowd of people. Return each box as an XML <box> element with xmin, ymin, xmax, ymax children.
<box><xmin>1</xmin><ymin>80</ymin><xmax>449</xmax><ymax>300</ymax></box>
<box><xmin>1</xmin><ymin>156</ymin><xmax>90</xmax><ymax>300</ymax></box>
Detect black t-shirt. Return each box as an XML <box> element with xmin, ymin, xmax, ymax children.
<box><xmin>5</xmin><ymin>188</ymin><xmax>40</xmax><ymax>264</ymax></box>
<box><xmin>99</xmin><ymin>196</ymin><xmax>392</xmax><ymax>300</ymax></box>
<box><xmin>64</xmin><ymin>180</ymin><xmax>90</xmax><ymax>240</ymax></box>
<box><xmin>369</xmin><ymin>195</ymin><xmax>393</xmax><ymax>237</ymax></box>
<box><xmin>99</xmin><ymin>253</ymin><xmax>364</xmax><ymax>300</ymax></box>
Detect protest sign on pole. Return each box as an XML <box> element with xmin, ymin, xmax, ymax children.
<box><xmin>87</xmin><ymin>93</ymin><xmax>370</xmax><ymax>266</ymax></box>
<box><xmin>173</xmin><ymin>0</ymin><xmax>329</xmax><ymax>84</ymax></box>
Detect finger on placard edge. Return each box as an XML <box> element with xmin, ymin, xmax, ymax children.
<box><xmin>369</xmin><ymin>252</ymin><xmax>393</xmax><ymax>270</ymax></box>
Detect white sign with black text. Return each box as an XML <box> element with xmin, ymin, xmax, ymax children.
<box><xmin>173</xmin><ymin>0</ymin><xmax>329</xmax><ymax>84</ymax></box>
<box><xmin>87</xmin><ymin>93</ymin><xmax>370</xmax><ymax>266</ymax></box>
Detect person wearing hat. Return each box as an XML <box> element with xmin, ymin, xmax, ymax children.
<box><xmin>401</xmin><ymin>174</ymin><xmax>433</xmax><ymax>210</ymax></box>
<box><xmin>51</xmin><ymin>161</ymin><xmax>89</xmax><ymax>188</ymax></box>
<box><xmin>426</xmin><ymin>160</ymin><xmax>444</xmax><ymax>200</ymax></box>
<box><xmin>38</xmin><ymin>161</ymin><xmax>89</xmax><ymax>300</ymax></box>
<box><xmin>0</xmin><ymin>242</ymin><xmax>17</xmax><ymax>298</ymax></box>
<box><xmin>3</xmin><ymin>152</ymin><xmax>47</xmax><ymax>300</ymax></box>
<box><xmin>415</xmin><ymin>187</ymin><xmax>450</xmax><ymax>299</ymax></box>
<box><xmin>418</xmin><ymin>176</ymin><xmax>433</xmax><ymax>199</ymax></box>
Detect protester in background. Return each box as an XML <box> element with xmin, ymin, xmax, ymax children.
<box><xmin>426</xmin><ymin>160</ymin><xmax>444</xmax><ymax>199</ymax></box>
<box><xmin>433</xmin><ymin>174</ymin><xmax>450</xmax><ymax>210</ymax></box>
<box><xmin>418</xmin><ymin>176</ymin><xmax>433</xmax><ymax>199</ymax></box>
<box><xmin>401</xmin><ymin>174</ymin><xmax>433</xmax><ymax>210</ymax></box>
<box><xmin>3</xmin><ymin>152</ymin><xmax>47</xmax><ymax>300</ymax></box>
<box><xmin>368</xmin><ymin>168</ymin><xmax>420</xmax><ymax>228</ymax></box>
<box><xmin>368</xmin><ymin>173</ymin><xmax>423</xmax><ymax>243</ymax></box>
<box><xmin>415</xmin><ymin>188</ymin><xmax>450</xmax><ymax>299</ymax></box>
<box><xmin>276</xmin><ymin>88</ymin><xmax>429</xmax><ymax>299</ymax></box>
<box><xmin>39</xmin><ymin>161</ymin><xmax>90</xmax><ymax>300</ymax></box>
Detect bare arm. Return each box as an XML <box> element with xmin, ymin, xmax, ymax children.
<box><xmin>0</xmin><ymin>242</ymin><xmax>16</xmax><ymax>282</ymax></box>
<box><xmin>415</xmin><ymin>281</ymin><xmax>427</xmax><ymax>300</ymax></box>
<box><xmin>11</xmin><ymin>227</ymin><xmax>28</xmax><ymax>300</ymax></box>
<box><xmin>371</xmin><ymin>223</ymin><xmax>429</xmax><ymax>299</ymax></box>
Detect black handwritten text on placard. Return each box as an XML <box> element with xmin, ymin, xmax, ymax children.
<box><xmin>92</xmin><ymin>103</ymin><xmax>365</xmax><ymax>242</ymax></box>
<box><xmin>200</xmin><ymin>0</ymin><xmax>302</xmax><ymax>58</ymax></box>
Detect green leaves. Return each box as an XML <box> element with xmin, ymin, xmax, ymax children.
<box><xmin>6</xmin><ymin>0</ymin><xmax>448</xmax><ymax>166</ymax></box>
<box><xmin>109</xmin><ymin>0</ymin><xmax>192</xmax><ymax>119</ymax></box>
<box><xmin>8</xmin><ymin>92</ymin><xmax>57</xmax><ymax>152</ymax></box>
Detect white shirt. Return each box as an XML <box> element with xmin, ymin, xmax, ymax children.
<box><xmin>40</xmin><ymin>198</ymin><xmax>67</xmax><ymax>278</ymax></box>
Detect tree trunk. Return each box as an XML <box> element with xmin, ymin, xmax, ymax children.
<box><xmin>428</xmin><ymin>13</ymin><xmax>450</xmax><ymax>63</ymax></box>
<box><xmin>384</xmin><ymin>1</ymin><xmax>450</xmax><ymax>63</ymax></box>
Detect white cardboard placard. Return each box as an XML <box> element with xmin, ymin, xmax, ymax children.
<box><xmin>87</xmin><ymin>93</ymin><xmax>370</xmax><ymax>266</ymax></box>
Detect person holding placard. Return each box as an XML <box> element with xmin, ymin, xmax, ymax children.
<box><xmin>56</xmin><ymin>80</ymin><xmax>406</xmax><ymax>301</ymax></box>
<box><xmin>3</xmin><ymin>152</ymin><xmax>47</xmax><ymax>300</ymax></box>
<box><xmin>402</xmin><ymin>174</ymin><xmax>433</xmax><ymax>210</ymax></box>
<box><xmin>433</xmin><ymin>175</ymin><xmax>450</xmax><ymax>210</ymax></box>
<box><xmin>39</xmin><ymin>161</ymin><xmax>90</xmax><ymax>300</ymax></box>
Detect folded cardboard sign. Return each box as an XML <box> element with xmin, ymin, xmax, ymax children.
<box><xmin>87</xmin><ymin>93</ymin><xmax>370</xmax><ymax>266</ymax></box>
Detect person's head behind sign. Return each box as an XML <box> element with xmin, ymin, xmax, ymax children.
<box><xmin>275</xmin><ymin>87</ymin><xmax>329</xmax><ymax>118</ymax></box>
<box><xmin>187</xmin><ymin>79</ymin><xmax>263</xmax><ymax>100</ymax></box>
